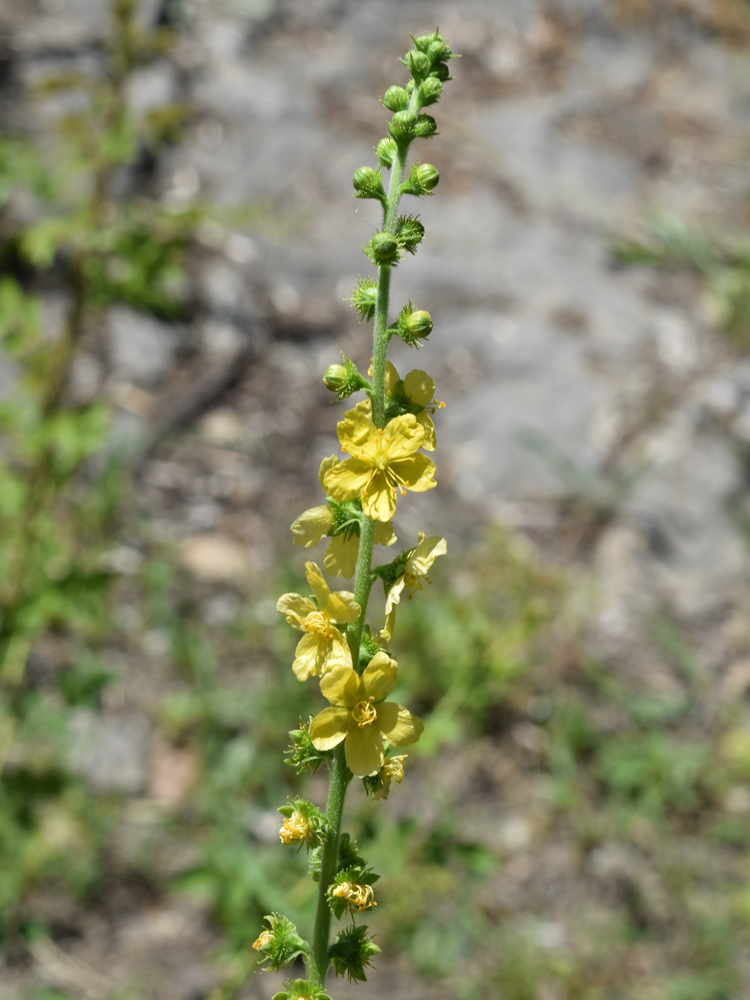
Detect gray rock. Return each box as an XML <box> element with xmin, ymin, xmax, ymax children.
<box><xmin>106</xmin><ymin>307</ymin><xmax>182</xmax><ymax>388</ymax></box>
<box><xmin>69</xmin><ymin>711</ymin><xmax>151</xmax><ymax>796</ymax></box>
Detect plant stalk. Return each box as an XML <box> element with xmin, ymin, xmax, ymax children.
<box><xmin>305</xmin><ymin>137</ymin><xmax>409</xmax><ymax>989</ymax></box>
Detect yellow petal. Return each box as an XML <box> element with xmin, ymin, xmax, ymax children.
<box><xmin>323</xmin><ymin>458</ymin><xmax>373</xmax><ymax>503</ymax></box>
<box><xmin>374</xmin><ymin>521</ymin><xmax>397</xmax><ymax>547</ymax></box>
<box><xmin>384</xmin><ymin>360</ymin><xmax>400</xmax><ymax>392</ymax></box>
<box><xmin>310</xmin><ymin>706</ymin><xmax>350</xmax><ymax>750</ymax></box>
<box><xmin>327</xmin><ymin>589</ymin><xmax>361</xmax><ymax>624</ymax></box>
<box><xmin>276</xmin><ymin>593</ymin><xmax>315</xmax><ymax>628</ymax></box>
<box><xmin>382</xmin><ymin>413</ymin><xmax>424</xmax><ymax>460</ymax></box>
<box><xmin>319</xmin><ymin>455</ymin><xmax>339</xmax><ymax>490</ymax></box>
<box><xmin>291</xmin><ymin>506</ymin><xmax>333</xmax><ymax>548</ymax></box>
<box><xmin>304</xmin><ymin>562</ymin><xmax>329</xmax><ymax>609</ymax></box>
<box><xmin>377</xmin><ymin>703</ymin><xmax>424</xmax><ymax>747</ymax></box>
<box><xmin>337</xmin><ymin>409</ymin><xmax>376</xmax><ymax>455</ymax></box>
<box><xmin>292</xmin><ymin>629</ymin><xmax>351</xmax><ymax>682</ymax></box>
<box><xmin>384</xmin><ymin>578</ymin><xmax>406</xmax><ymax>615</ymax></box>
<box><xmin>408</xmin><ymin>535</ymin><xmax>447</xmax><ymax>576</ymax></box>
<box><xmin>361</xmin><ymin>477</ymin><xmax>397</xmax><ymax>522</ymax></box>
<box><xmin>417</xmin><ymin>412</ymin><xmax>436</xmax><ymax>451</ymax></box>
<box><xmin>320</xmin><ymin>664</ymin><xmax>362</xmax><ymax>707</ymax></box>
<box><xmin>392</xmin><ymin>453</ymin><xmax>436</xmax><ymax>493</ymax></box>
<box><xmin>380</xmin><ymin>606</ymin><xmax>397</xmax><ymax>643</ymax></box>
<box><xmin>345</xmin><ymin>726</ymin><xmax>385</xmax><ymax>776</ymax></box>
<box><xmin>362</xmin><ymin>651</ymin><xmax>398</xmax><ymax>701</ymax></box>
<box><xmin>323</xmin><ymin>535</ymin><xmax>359</xmax><ymax>578</ymax></box>
<box><xmin>403</xmin><ymin>369</ymin><xmax>435</xmax><ymax>407</ymax></box>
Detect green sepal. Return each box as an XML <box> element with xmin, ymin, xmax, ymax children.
<box><xmin>372</xmin><ymin>547</ymin><xmax>412</xmax><ymax>594</ymax></box>
<box><xmin>358</xmin><ymin>627</ymin><xmax>383</xmax><ymax>668</ymax></box>
<box><xmin>326</xmin><ymin>497</ymin><xmax>365</xmax><ymax>540</ymax></box>
<box><xmin>395</xmin><ymin>215</ymin><xmax>424</xmax><ymax>255</ymax></box>
<box><xmin>272</xmin><ymin>979</ymin><xmax>331</xmax><ymax>1000</ymax></box>
<box><xmin>309</xmin><ymin>832</ymin><xmax>367</xmax><ymax>883</ymax></box>
<box><xmin>253</xmin><ymin>914</ymin><xmax>309</xmax><ymax>972</ymax></box>
<box><xmin>329</xmin><ymin>924</ymin><xmax>381</xmax><ymax>983</ymax></box>
<box><xmin>347</xmin><ymin>276</ymin><xmax>378</xmax><ymax>322</ymax></box>
<box><xmin>286</xmin><ymin>719</ymin><xmax>329</xmax><ymax>775</ymax></box>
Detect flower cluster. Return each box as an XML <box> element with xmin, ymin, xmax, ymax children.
<box><xmin>260</xmin><ymin>28</ymin><xmax>454</xmax><ymax>997</ymax></box>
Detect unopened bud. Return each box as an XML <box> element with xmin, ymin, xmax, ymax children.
<box><xmin>388</xmin><ymin>109</ymin><xmax>416</xmax><ymax>142</ymax></box>
<box><xmin>323</xmin><ymin>364</ymin><xmax>348</xmax><ymax>392</ymax></box>
<box><xmin>364</xmin><ymin>231</ymin><xmax>402</xmax><ymax>267</ymax></box>
<box><xmin>406</xmin><ymin>310</ymin><xmax>433</xmax><ymax>339</ymax></box>
<box><xmin>414</xmin><ymin>114</ymin><xmax>437</xmax><ymax>139</ymax></box>
<box><xmin>382</xmin><ymin>85</ymin><xmax>409</xmax><ymax>111</ymax></box>
<box><xmin>403</xmin><ymin>49</ymin><xmax>430</xmax><ymax>81</ymax></box>
<box><xmin>375</xmin><ymin>137</ymin><xmax>397</xmax><ymax>169</ymax></box>
<box><xmin>416</xmin><ymin>163</ymin><xmax>439</xmax><ymax>190</ymax></box>
<box><xmin>418</xmin><ymin>76</ymin><xmax>443</xmax><ymax>107</ymax></box>
<box><xmin>353</xmin><ymin>166</ymin><xmax>385</xmax><ymax>203</ymax></box>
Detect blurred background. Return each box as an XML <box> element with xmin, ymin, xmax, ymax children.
<box><xmin>2</xmin><ymin>0</ymin><xmax>750</xmax><ymax>997</ymax></box>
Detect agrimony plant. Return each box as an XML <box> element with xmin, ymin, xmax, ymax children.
<box><xmin>255</xmin><ymin>29</ymin><xmax>454</xmax><ymax>1000</ymax></box>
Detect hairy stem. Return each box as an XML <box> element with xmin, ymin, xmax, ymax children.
<box><xmin>307</xmin><ymin>741</ymin><xmax>351</xmax><ymax>987</ymax></box>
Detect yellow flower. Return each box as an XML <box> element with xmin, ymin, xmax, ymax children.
<box><xmin>323</xmin><ymin>409</ymin><xmax>436</xmax><ymax>522</ymax></box>
<box><xmin>291</xmin><ymin>458</ymin><xmax>397</xmax><ymax>577</ymax></box>
<box><xmin>276</xmin><ymin>562</ymin><xmax>361</xmax><ymax>681</ymax></box>
<box><xmin>381</xmin><ymin>534</ymin><xmax>447</xmax><ymax>641</ymax></box>
<box><xmin>361</xmin><ymin>361</ymin><xmax>445</xmax><ymax>450</ymax></box>
<box><xmin>309</xmin><ymin>651</ymin><xmax>423</xmax><ymax>776</ymax></box>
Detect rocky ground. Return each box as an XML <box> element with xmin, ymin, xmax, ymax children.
<box><xmin>2</xmin><ymin>0</ymin><xmax>750</xmax><ymax>998</ymax></box>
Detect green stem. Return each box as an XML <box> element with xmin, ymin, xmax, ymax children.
<box><xmin>307</xmin><ymin>741</ymin><xmax>351</xmax><ymax>987</ymax></box>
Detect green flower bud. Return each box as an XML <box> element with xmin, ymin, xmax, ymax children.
<box><xmin>418</xmin><ymin>76</ymin><xmax>443</xmax><ymax>107</ymax></box>
<box><xmin>414</xmin><ymin>114</ymin><xmax>438</xmax><ymax>139</ymax></box>
<box><xmin>388</xmin><ymin>109</ymin><xmax>416</xmax><ymax>142</ymax></box>
<box><xmin>431</xmin><ymin>61</ymin><xmax>451</xmax><ymax>82</ymax></box>
<box><xmin>395</xmin><ymin>214</ymin><xmax>425</xmax><ymax>254</ymax></box>
<box><xmin>375</xmin><ymin>137</ymin><xmax>397</xmax><ymax>168</ymax></box>
<box><xmin>347</xmin><ymin>276</ymin><xmax>378</xmax><ymax>321</ymax></box>
<box><xmin>323</xmin><ymin>364</ymin><xmax>348</xmax><ymax>392</ymax></box>
<box><xmin>388</xmin><ymin>301</ymin><xmax>433</xmax><ymax>347</ymax></box>
<box><xmin>323</xmin><ymin>355</ymin><xmax>371</xmax><ymax>399</ymax></box>
<box><xmin>416</xmin><ymin>162</ymin><xmax>440</xmax><ymax>189</ymax></box>
<box><xmin>382</xmin><ymin>85</ymin><xmax>409</xmax><ymax>111</ymax></box>
<box><xmin>363</xmin><ymin>231</ymin><xmax>402</xmax><ymax>267</ymax></box>
<box><xmin>407</xmin><ymin>309</ymin><xmax>433</xmax><ymax>339</ymax></box>
<box><xmin>402</xmin><ymin>48</ymin><xmax>430</xmax><ymax>81</ymax></box>
<box><xmin>399</xmin><ymin>161</ymin><xmax>439</xmax><ymax>197</ymax></box>
<box><xmin>353</xmin><ymin>166</ymin><xmax>386</xmax><ymax>203</ymax></box>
